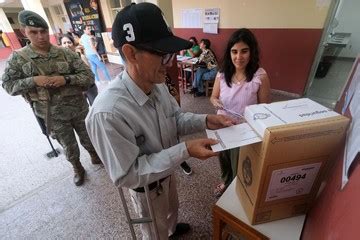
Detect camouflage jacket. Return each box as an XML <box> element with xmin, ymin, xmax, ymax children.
<box><xmin>1</xmin><ymin>45</ymin><xmax>95</xmax><ymax>120</ymax></box>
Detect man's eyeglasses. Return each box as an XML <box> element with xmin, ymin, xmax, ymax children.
<box><xmin>136</xmin><ymin>45</ymin><xmax>175</xmax><ymax>65</ymax></box>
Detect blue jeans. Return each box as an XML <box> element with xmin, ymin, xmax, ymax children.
<box><xmin>193</xmin><ymin>67</ymin><xmax>218</xmax><ymax>93</ymax></box>
<box><xmin>86</xmin><ymin>54</ymin><xmax>111</xmax><ymax>82</ymax></box>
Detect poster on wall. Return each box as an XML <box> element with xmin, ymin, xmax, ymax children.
<box><xmin>181</xmin><ymin>9</ymin><xmax>202</xmax><ymax>28</ymax></box>
<box><xmin>64</xmin><ymin>0</ymin><xmax>105</xmax><ymax>53</ymax></box>
<box><xmin>203</xmin><ymin>8</ymin><xmax>219</xmax><ymax>34</ymax></box>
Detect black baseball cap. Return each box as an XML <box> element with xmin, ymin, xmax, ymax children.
<box><xmin>112</xmin><ymin>2</ymin><xmax>192</xmax><ymax>53</ymax></box>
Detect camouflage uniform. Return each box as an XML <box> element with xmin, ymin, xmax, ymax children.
<box><xmin>2</xmin><ymin>44</ymin><xmax>100</xmax><ymax>184</ymax></box>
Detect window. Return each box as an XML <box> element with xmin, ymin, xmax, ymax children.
<box><xmin>108</xmin><ymin>0</ymin><xmax>132</xmax><ymax>22</ymax></box>
<box><xmin>53</xmin><ymin>5</ymin><xmax>64</xmax><ymax>15</ymax></box>
<box><xmin>7</xmin><ymin>17</ymin><xmax>14</xmax><ymax>24</ymax></box>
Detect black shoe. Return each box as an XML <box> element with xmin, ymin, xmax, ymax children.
<box><xmin>73</xmin><ymin>168</ymin><xmax>85</xmax><ymax>186</ymax></box>
<box><xmin>169</xmin><ymin>223</ymin><xmax>191</xmax><ymax>239</ymax></box>
<box><xmin>195</xmin><ymin>91</ymin><xmax>205</xmax><ymax>97</ymax></box>
<box><xmin>180</xmin><ymin>162</ymin><xmax>192</xmax><ymax>175</ymax></box>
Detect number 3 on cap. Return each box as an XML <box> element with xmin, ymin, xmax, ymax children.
<box><xmin>123</xmin><ymin>23</ymin><xmax>135</xmax><ymax>42</ymax></box>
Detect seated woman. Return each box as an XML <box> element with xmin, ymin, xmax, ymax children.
<box><xmin>181</xmin><ymin>36</ymin><xmax>201</xmax><ymax>58</ymax></box>
<box><xmin>192</xmin><ymin>39</ymin><xmax>218</xmax><ymax>96</ymax></box>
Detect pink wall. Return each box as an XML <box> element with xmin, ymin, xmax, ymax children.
<box><xmin>49</xmin><ymin>34</ymin><xmax>57</xmax><ymax>45</ymax></box>
<box><xmin>6</xmin><ymin>32</ymin><xmax>22</xmax><ymax>50</ymax></box>
<box><xmin>173</xmin><ymin>28</ymin><xmax>323</xmax><ymax>95</ymax></box>
<box><xmin>302</xmin><ymin>150</ymin><xmax>360</xmax><ymax>240</ymax></box>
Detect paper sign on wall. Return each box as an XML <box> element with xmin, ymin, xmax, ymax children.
<box><xmin>203</xmin><ymin>8</ymin><xmax>219</xmax><ymax>34</ymax></box>
<box><xmin>181</xmin><ymin>9</ymin><xmax>202</xmax><ymax>28</ymax></box>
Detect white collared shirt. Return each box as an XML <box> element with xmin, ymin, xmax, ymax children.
<box><xmin>86</xmin><ymin>70</ymin><xmax>207</xmax><ymax>188</ymax></box>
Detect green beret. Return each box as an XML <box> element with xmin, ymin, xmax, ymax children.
<box><xmin>18</xmin><ymin>10</ymin><xmax>49</xmax><ymax>29</ymax></box>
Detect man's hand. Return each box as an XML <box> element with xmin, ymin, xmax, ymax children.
<box><xmin>47</xmin><ymin>76</ymin><xmax>66</xmax><ymax>88</ymax></box>
<box><xmin>33</xmin><ymin>76</ymin><xmax>66</xmax><ymax>88</ymax></box>
<box><xmin>206</xmin><ymin>114</ymin><xmax>236</xmax><ymax>130</ymax></box>
<box><xmin>33</xmin><ymin>76</ymin><xmax>49</xmax><ymax>87</ymax></box>
<box><xmin>185</xmin><ymin>138</ymin><xmax>219</xmax><ymax>160</ymax></box>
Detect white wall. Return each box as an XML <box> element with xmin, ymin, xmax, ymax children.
<box><xmin>6</xmin><ymin>12</ymin><xmax>20</xmax><ymax>29</ymax></box>
<box><xmin>334</xmin><ymin>0</ymin><xmax>360</xmax><ymax>58</ymax></box>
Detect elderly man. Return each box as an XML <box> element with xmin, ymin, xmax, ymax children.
<box><xmin>1</xmin><ymin>10</ymin><xmax>101</xmax><ymax>186</ymax></box>
<box><xmin>85</xmin><ymin>3</ymin><xmax>235</xmax><ymax>239</ymax></box>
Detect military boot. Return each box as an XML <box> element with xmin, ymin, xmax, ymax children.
<box><xmin>73</xmin><ymin>162</ymin><xmax>85</xmax><ymax>186</ymax></box>
<box><xmin>89</xmin><ymin>152</ymin><xmax>102</xmax><ymax>165</ymax></box>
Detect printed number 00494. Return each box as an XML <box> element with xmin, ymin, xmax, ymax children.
<box><xmin>280</xmin><ymin>174</ymin><xmax>306</xmax><ymax>183</ymax></box>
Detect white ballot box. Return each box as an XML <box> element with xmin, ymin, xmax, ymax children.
<box><xmin>207</xmin><ymin>98</ymin><xmax>349</xmax><ymax>224</ymax></box>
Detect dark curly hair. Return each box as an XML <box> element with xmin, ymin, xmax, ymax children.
<box><xmin>220</xmin><ymin>28</ymin><xmax>260</xmax><ymax>87</ymax></box>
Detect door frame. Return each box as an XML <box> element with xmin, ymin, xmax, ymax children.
<box><xmin>303</xmin><ymin>0</ymin><xmax>341</xmax><ymax>95</ymax></box>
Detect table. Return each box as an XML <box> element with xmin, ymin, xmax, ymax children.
<box><xmin>176</xmin><ymin>55</ymin><xmax>198</xmax><ymax>93</ymax></box>
<box><xmin>213</xmin><ymin>177</ymin><xmax>306</xmax><ymax>240</ymax></box>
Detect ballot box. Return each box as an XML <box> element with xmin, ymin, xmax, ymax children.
<box><xmin>235</xmin><ymin>98</ymin><xmax>349</xmax><ymax>224</ymax></box>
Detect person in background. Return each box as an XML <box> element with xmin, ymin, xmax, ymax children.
<box><xmin>61</xmin><ymin>34</ymin><xmax>89</xmax><ymax>65</ymax></box>
<box><xmin>71</xmin><ymin>31</ymin><xmax>81</xmax><ymax>45</ymax></box>
<box><xmin>191</xmin><ymin>38</ymin><xmax>218</xmax><ymax>97</ymax></box>
<box><xmin>180</xmin><ymin>36</ymin><xmax>201</xmax><ymax>58</ymax></box>
<box><xmin>90</xmin><ymin>29</ymin><xmax>106</xmax><ymax>58</ymax></box>
<box><xmin>89</xmin><ymin>0</ymin><xmax>98</xmax><ymax>13</ymax></box>
<box><xmin>180</xmin><ymin>37</ymin><xmax>201</xmax><ymax>84</ymax></box>
<box><xmin>2</xmin><ymin>10</ymin><xmax>102</xmax><ymax>186</ymax></box>
<box><xmin>60</xmin><ymin>35</ymin><xmax>98</xmax><ymax>106</ymax></box>
<box><xmin>210</xmin><ymin>28</ymin><xmax>271</xmax><ymax>198</ymax></box>
<box><xmin>80</xmin><ymin>25</ymin><xmax>111</xmax><ymax>83</ymax></box>
<box><xmin>86</xmin><ymin>3</ymin><xmax>235</xmax><ymax>239</ymax></box>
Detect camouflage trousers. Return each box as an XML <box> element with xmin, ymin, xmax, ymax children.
<box><xmin>50</xmin><ymin>110</ymin><xmax>96</xmax><ymax>165</ymax></box>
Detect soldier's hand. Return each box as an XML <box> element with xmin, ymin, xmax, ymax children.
<box><xmin>185</xmin><ymin>138</ymin><xmax>219</xmax><ymax>160</ymax></box>
<box><xmin>47</xmin><ymin>76</ymin><xmax>66</xmax><ymax>88</ymax></box>
<box><xmin>33</xmin><ymin>76</ymin><xmax>50</xmax><ymax>87</ymax></box>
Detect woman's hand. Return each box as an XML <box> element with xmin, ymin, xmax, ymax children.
<box><xmin>206</xmin><ymin>114</ymin><xmax>236</xmax><ymax>130</ymax></box>
<box><xmin>211</xmin><ymin>98</ymin><xmax>224</xmax><ymax>109</ymax></box>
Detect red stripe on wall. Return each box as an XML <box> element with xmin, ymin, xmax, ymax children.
<box><xmin>49</xmin><ymin>34</ymin><xmax>57</xmax><ymax>45</ymax></box>
<box><xmin>6</xmin><ymin>32</ymin><xmax>22</xmax><ymax>50</ymax></box>
<box><xmin>173</xmin><ymin>28</ymin><xmax>323</xmax><ymax>95</ymax></box>
<box><xmin>0</xmin><ymin>47</ymin><xmax>12</xmax><ymax>60</ymax></box>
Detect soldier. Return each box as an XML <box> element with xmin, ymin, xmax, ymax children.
<box><xmin>1</xmin><ymin>10</ymin><xmax>101</xmax><ymax>186</ymax></box>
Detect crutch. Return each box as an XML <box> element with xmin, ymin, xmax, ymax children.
<box><xmin>118</xmin><ymin>186</ymin><xmax>160</xmax><ymax>239</ymax></box>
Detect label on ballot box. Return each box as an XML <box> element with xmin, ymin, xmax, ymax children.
<box><xmin>265</xmin><ymin>162</ymin><xmax>322</xmax><ymax>202</ymax></box>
